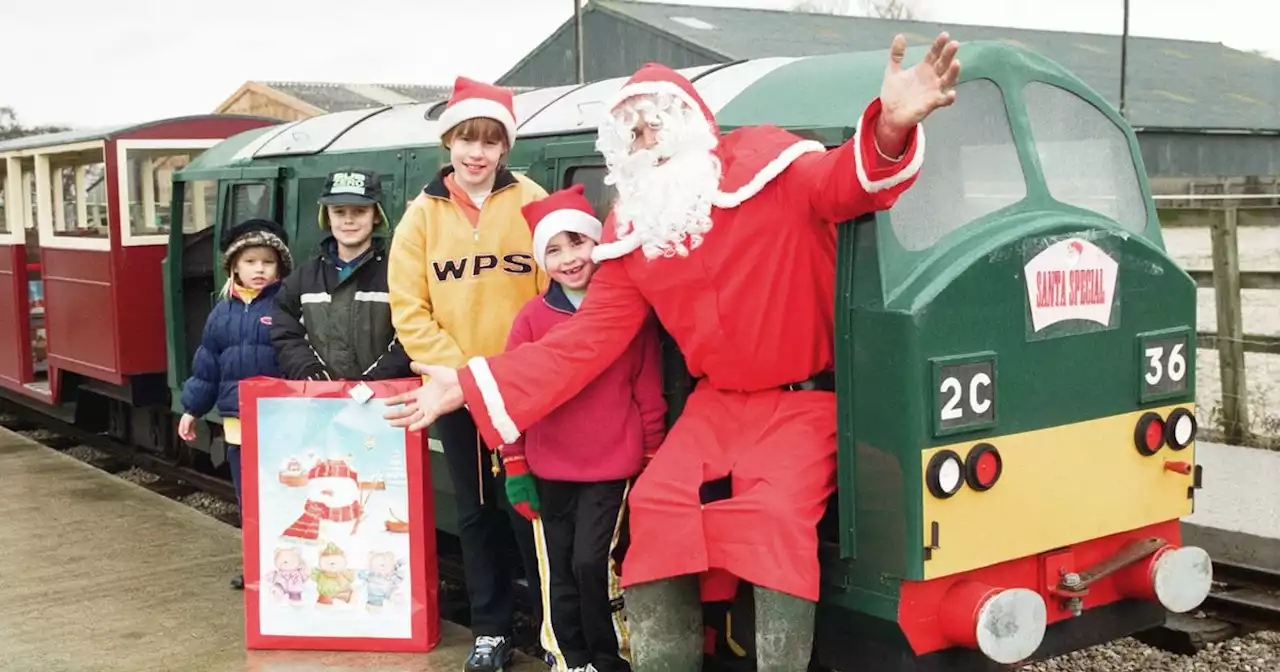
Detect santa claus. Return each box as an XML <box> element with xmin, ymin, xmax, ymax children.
<box><xmin>387</xmin><ymin>33</ymin><xmax>961</xmax><ymax>670</ymax></box>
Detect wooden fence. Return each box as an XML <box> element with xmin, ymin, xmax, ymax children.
<box><xmin>1157</xmin><ymin>200</ymin><xmax>1279</xmax><ymax>447</ymax></box>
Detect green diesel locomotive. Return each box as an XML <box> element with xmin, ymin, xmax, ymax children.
<box><xmin>164</xmin><ymin>42</ymin><xmax>1210</xmax><ymax>670</ymax></box>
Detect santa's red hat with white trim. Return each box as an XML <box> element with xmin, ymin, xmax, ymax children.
<box><xmin>605</xmin><ymin>62</ymin><xmax>720</xmax><ymax>137</ymax></box>
<box><xmin>521</xmin><ymin>184</ymin><xmax>603</xmax><ymax>270</ymax></box>
<box><xmin>437</xmin><ymin>76</ymin><xmax>518</xmax><ymax>144</ymax></box>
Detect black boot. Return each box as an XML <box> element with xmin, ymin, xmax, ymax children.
<box><xmin>624</xmin><ymin>575</ymin><xmax>703</xmax><ymax>671</ymax></box>
<box><xmin>466</xmin><ymin>635</ymin><xmax>515</xmax><ymax>672</ymax></box>
<box><xmin>230</xmin><ymin>573</ymin><xmax>244</xmax><ymax>590</ymax></box>
<box><xmin>753</xmin><ymin>586</ymin><xmax>815</xmax><ymax>672</ymax></box>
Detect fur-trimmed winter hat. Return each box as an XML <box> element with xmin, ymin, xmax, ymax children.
<box><xmin>220</xmin><ymin>218</ymin><xmax>293</xmax><ymax>277</ymax></box>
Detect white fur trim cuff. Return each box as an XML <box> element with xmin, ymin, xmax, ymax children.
<box><xmin>712</xmin><ymin>140</ymin><xmax>827</xmax><ymax>209</ymax></box>
<box><xmin>532</xmin><ymin>209</ymin><xmax>604</xmax><ymax>269</ymax></box>
<box><xmin>607</xmin><ymin>81</ymin><xmax>708</xmax><ymax>124</ymax></box>
<box><xmin>438</xmin><ymin>99</ymin><xmax>518</xmax><ymax>144</ymax></box>
<box><xmin>854</xmin><ymin>107</ymin><xmax>926</xmax><ymax>194</ymax></box>
<box><xmin>590</xmin><ymin>234</ymin><xmax>643</xmax><ymax>263</ymax></box>
<box><xmin>466</xmin><ymin>357</ymin><xmax>521</xmax><ymax>444</ymax></box>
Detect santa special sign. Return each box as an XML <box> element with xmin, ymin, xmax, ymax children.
<box><xmin>1023</xmin><ymin>237</ymin><xmax>1119</xmax><ymax>333</ymax></box>
<box><xmin>238</xmin><ymin>377</ymin><xmax>439</xmax><ymax>653</ymax></box>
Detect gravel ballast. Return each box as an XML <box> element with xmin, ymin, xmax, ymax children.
<box><xmin>1025</xmin><ymin>631</ymin><xmax>1280</xmax><ymax>672</ymax></box>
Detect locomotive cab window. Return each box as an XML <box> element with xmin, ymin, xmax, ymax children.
<box><xmin>179</xmin><ymin>180</ymin><xmax>218</xmax><ymax>234</ymax></box>
<box><xmin>888</xmin><ymin>78</ymin><xmax>1026</xmax><ymax>251</ymax></box>
<box><xmin>565</xmin><ymin>165</ymin><xmax>617</xmax><ymax>219</ymax></box>
<box><xmin>227</xmin><ymin>182</ymin><xmax>272</xmax><ymax>225</ymax></box>
<box><xmin>1022</xmin><ymin>82</ymin><xmax>1149</xmax><ymax>234</ymax></box>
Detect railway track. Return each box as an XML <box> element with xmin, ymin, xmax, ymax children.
<box><xmin>1201</xmin><ymin>559</ymin><xmax>1280</xmax><ymax>632</ymax></box>
<box><xmin>1133</xmin><ymin>558</ymin><xmax>1280</xmax><ymax>655</ymax></box>
<box><xmin>0</xmin><ymin>401</ymin><xmax>241</xmax><ymax>527</ymax></box>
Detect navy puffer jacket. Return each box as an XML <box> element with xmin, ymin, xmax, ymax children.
<box><xmin>180</xmin><ymin>283</ymin><xmax>282</xmax><ymax>419</ymax></box>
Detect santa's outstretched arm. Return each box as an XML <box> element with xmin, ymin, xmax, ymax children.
<box><xmin>457</xmin><ymin>261</ymin><xmax>652</xmax><ymax>448</ymax></box>
<box><xmin>778</xmin><ymin>98</ymin><xmax>926</xmax><ymax>225</ymax></box>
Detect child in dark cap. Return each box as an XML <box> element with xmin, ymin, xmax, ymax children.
<box><xmin>177</xmin><ymin>218</ymin><xmax>292</xmax><ymax>590</ymax></box>
<box><xmin>271</xmin><ymin>168</ymin><xmax>411</xmax><ymax>381</ymax></box>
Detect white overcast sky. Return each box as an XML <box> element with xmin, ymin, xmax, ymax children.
<box><xmin>2</xmin><ymin>0</ymin><xmax>1274</xmax><ymax>128</ymax></box>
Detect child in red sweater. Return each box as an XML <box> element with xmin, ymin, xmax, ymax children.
<box><xmin>501</xmin><ymin>184</ymin><xmax>666</xmax><ymax>672</ymax></box>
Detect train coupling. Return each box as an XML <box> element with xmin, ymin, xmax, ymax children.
<box><xmin>1048</xmin><ymin>537</ymin><xmax>1213</xmax><ymax>616</ymax></box>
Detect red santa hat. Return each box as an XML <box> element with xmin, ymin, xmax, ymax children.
<box><xmin>521</xmin><ymin>184</ymin><xmax>603</xmax><ymax>270</ymax></box>
<box><xmin>605</xmin><ymin>62</ymin><xmax>720</xmax><ymax>137</ymax></box>
<box><xmin>437</xmin><ymin>76</ymin><xmax>518</xmax><ymax>144</ymax></box>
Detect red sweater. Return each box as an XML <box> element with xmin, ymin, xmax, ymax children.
<box><xmin>501</xmin><ymin>282</ymin><xmax>666</xmax><ymax>482</ymax></box>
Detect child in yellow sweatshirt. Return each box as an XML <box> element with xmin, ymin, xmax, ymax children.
<box><xmin>387</xmin><ymin>75</ymin><xmax>547</xmax><ymax>672</ymax></box>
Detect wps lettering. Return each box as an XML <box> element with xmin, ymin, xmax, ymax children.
<box><xmin>432</xmin><ymin>254</ymin><xmax>535</xmax><ymax>282</ymax></box>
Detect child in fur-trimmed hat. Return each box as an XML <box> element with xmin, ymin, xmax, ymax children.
<box><xmin>178</xmin><ymin>217</ymin><xmax>291</xmax><ymax>592</ymax></box>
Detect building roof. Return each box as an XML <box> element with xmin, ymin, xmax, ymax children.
<box><xmin>0</xmin><ymin>115</ymin><xmax>277</xmax><ymax>155</ymax></box>
<box><xmin>257</xmin><ymin>81</ymin><xmax>530</xmax><ymax>114</ymax></box>
<box><xmin>556</xmin><ymin>0</ymin><xmax>1280</xmax><ymax>132</ymax></box>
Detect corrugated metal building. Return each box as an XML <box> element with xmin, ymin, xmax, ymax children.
<box><xmin>498</xmin><ymin>0</ymin><xmax>1280</xmax><ymax>191</ymax></box>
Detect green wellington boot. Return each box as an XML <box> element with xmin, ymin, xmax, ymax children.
<box><xmin>754</xmin><ymin>586</ymin><xmax>817</xmax><ymax>672</ymax></box>
<box><xmin>624</xmin><ymin>575</ymin><xmax>704</xmax><ymax>671</ymax></box>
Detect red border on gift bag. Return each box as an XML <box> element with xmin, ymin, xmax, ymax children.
<box><xmin>239</xmin><ymin>376</ymin><xmax>440</xmax><ymax>652</ymax></box>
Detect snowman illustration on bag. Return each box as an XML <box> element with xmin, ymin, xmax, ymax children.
<box><xmin>279</xmin><ymin>404</ymin><xmax>372</xmax><ymax>542</ymax></box>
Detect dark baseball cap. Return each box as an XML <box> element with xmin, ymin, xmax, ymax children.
<box><xmin>319</xmin><ymin>169</ymin><xmax>383</xmax><ymax>205</ymax></box>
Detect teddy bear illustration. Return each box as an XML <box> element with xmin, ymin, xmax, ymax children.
<box><xmin>358</xmin><ymin>550</ymin><xmax>406</xmax><ymax>611</ymax></box>
<box><xmin>310</xmin><ymin>541</ymin><xmax>356</xmax><ymax>605</ymax></box>
<box><xmin>265</xmin><ymin>546</ymin><xmax>309</xmax><ymax>604</ymax></box>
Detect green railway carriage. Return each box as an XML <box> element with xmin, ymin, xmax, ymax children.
<box><xmin>164</xmin><ymin>42</ymin><xmax>1211</xmax><ymax>670</ymax></box>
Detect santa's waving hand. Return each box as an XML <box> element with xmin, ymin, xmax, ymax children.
<box><xmin>876</xmin><ymin>32</ymin><xmax>961</xmax><ymax>158</ymax></box>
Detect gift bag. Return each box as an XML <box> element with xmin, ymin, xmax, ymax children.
<box><xmin>239</xmin><ymin>377</ymin><xmax>440</xmax><ymax>652</ymax></box>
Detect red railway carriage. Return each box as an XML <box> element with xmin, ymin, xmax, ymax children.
<box><xmin>0</xmin><ymin>115</ymin><xmax>278</xmax><ymax>411</ymax></box>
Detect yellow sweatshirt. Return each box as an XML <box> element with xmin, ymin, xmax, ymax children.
<box><xmin>388</xmin><ymin>167</ymin><xmax>549</xmax><ymax>370</ymax></box>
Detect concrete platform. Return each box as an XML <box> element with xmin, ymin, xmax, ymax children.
<box><xmin>1182</xmin><ymin>440</ymin><xmax>1280</xmax><ymax>569</ymax></box>
<box><xmin>1185</xmin><ymin>441</ymin><xmax>1280</xmax><ymax>540</ymax></box>
<box><xmin>0</xmin><ymin>428</ymin><xmax>543</xmax><ymax>672</ymax></box>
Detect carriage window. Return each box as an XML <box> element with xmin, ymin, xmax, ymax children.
<box><xmin>227</xmin><ymin>182</ymin><xmax>271</xmax><ymax>226</ymax></box>
<box><xmin>0</xmin><ymin>164</ymin><xmax>8</xmax><ymax>234</ymax></box>
<box><xmin>181</xmin><ymin>180</ymin><xmax>217</xmax><ymax>234</ymax></box>
<box><xmin>24</xmin><ymin>168</ymin><xmax>36</xmax><ymax>233</ymax></box>
<box><xmin>125</xmin><ymin>149</ymin><xmax>205</xmax><ymax>236</ymax></box>
<box><xmin>566</xmin><ymin>165</ymin><xmax>616</xmax><ymax>220</ymax></box>
<box><xmin>1023</xmin><ymin>82</ymin><xmax>1148</xmax><ymax>234</ymax></box>
<box><xmin>50</xmin><ymin>161</ymin><xmax>109</xmax><ymax>238</ymax></box>
<box><xmin>888</xmin><ymin>78</ymin><xmax>1026</xmax><ymax>251</ymax></box>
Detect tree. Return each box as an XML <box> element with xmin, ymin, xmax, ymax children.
<box><xmin>792</xmin><ymin>0</ymin><xmax>920</xmax><ymax>20</ymax></box>
<box><xmin>0</xmin><ymin>107</ymin><xmax>70</xmax><ymax>142</ymax></box>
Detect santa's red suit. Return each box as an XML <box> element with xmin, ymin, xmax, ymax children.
<box><xmin>457</xmin><ymin>63</ymin><xmax>924</xmax><ymax>603</ymax></box>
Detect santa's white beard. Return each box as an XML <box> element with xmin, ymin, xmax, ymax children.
<box><xmin>598</xmin><ymin>98</ymin><xmax>722</xmax><ymax>259</ymax></box>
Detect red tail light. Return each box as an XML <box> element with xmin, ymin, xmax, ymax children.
<box><xmin>964</xmin><ymin>443</ymin><xmax>1002</xmax><ymax>491</ymax></box>
<box><xmin>1134</xmin><ymin>412</ymin><xmax>1166</xmax><ymax>456</ymax></box>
